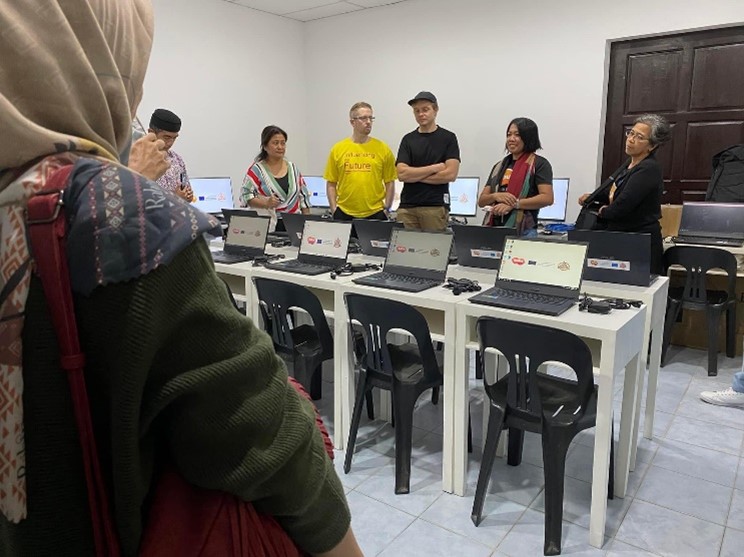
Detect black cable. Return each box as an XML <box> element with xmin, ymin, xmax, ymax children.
<box><xmin>578</xmin><ymin>294</ymin><xmax>643</xmax><ymax>313</ymax></box>
<box><xmin>443</xmin><ymin>277</ymin><xmax>482</xmax><ymax>295</ymax></box>
<box><xmin>252</xmin><ymin>253</ymin><xmax>285</xmax><ymax>267</ymax></box>
<box><xmin>329</xmin><ymin>262</ymin><xmax>381</xmax><ymax>279</ymax></box>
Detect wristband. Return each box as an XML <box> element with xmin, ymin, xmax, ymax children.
<box><xmin>515</xmin><ymin>199</ymin><xmax>521</xmax><ymax>210</ymax></box>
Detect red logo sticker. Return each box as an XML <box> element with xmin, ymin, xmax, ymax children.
<box><xmin>512</xmin><ymin>257</ymin><xmax>525</xmax><ymax>266</ymax></box>
<box><xmin>396</xmin><ymin>244</ymin><xmax>407</xmax><ymax>253</ymax></box>
<box><xmin>307</xmin><ymin>236</ymin><xmax>316</xmax><ymax>245</ymax></box>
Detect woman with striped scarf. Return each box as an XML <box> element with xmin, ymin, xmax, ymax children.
<box><xmin>240</xmin><ymin>125</ymin><xmax>311</xmax><ymax>215</ymax></box>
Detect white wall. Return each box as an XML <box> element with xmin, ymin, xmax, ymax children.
<box><xmin>141</xmin><ymin>0</ymin><xmax>306</xmax><ymax>202</ymax></box>
<box><xmin>303</xmin><ymin>0</ymin><xmax>744</xmax><ymax>221</ymax></box>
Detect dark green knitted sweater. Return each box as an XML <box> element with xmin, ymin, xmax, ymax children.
<box><xmin>0</xmin><ymin>239</ymin><xmax>349</xmax><ymax>556</ymax></box>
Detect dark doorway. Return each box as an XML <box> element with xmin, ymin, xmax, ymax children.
<box><xmin>602</xmin><ymin>26</ymin><xmax>744</xmax><ymax>204</ymax></box>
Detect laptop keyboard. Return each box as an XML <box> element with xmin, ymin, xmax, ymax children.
<box><xmin>489</xmin><ymin>287</ymin><xmax>566</xmax><ymax>306</ymax></box>
<box><xmin>266</xmin><ymin>259</ymin><xmax>333</xmax><ymax>274</ymax></box>
<box><xmin>212</xmin><ymin>251</ymin><xmax>253</xmax><ymax>263</ymax></box>
<box><xmin>355</xmin><ymin>272</ymin><xmax>441</xmax><ymax>292</ymax></box>
<box><xmin>366</xmin><ymin>272</ymin><xmax>435</xmax><ymax>286</ymax></box>
<box><xmin>673</xmin><ymin>235</ymin><xmax>744</xmax><ymax>247</ymax></box>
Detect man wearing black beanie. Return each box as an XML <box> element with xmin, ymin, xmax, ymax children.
<box><xmin>148</xmin><ymin>108</ymin><xmax>194</xmax><ymax>202</ymax></box>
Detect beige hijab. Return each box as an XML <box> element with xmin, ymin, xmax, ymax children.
<box><xmin>0</xmin><ymin>0</ymin><xmax>153</xmax><ymax>522</ymax></box>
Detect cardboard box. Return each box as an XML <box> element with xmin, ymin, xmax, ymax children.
<box><xmin>660</xmin><ymin>204</ymin><xmax>682</xmax><ymax>239</ymax></box>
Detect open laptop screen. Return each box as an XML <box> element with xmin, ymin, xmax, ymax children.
<box><xmin>389</xmin><ymin>181</ymin><xmax>404</xmax><ymax>212</ymax></box>
<box><xmin>226</xmin><ymin>215</ymin><xmax>269</xmax><ymax>249</ymax></box>
<box><xmin>679</xmin><ymin>202</ymin><xmax>744</xmax><ymax>238</ymax></box>
<box><xmin>191</xmin><ymin>177</ymin><xmax>233</xmax><ymax>213</ymax></box>
<box><xmin>299</xmin><ymin>220</ymin><xmax>351</xmax><ymax>258</ymax></box>
<box><xmin>499</xmin><ymin>238</ymin><xmax>586</xmax><ymax>290</ymax></box>
<box><xmin>386</xmin><ymin>229</ymin><xmax>451</xmax><ymax>272</ymax></box>
<box><xmin>449</xmin><ymin>177</ymin><xmax>480</xmax><ymax>217</ymax></box>
<box><xmin>303</xmin><ymin>175</ymin><xmax>328</xmax><ymax>208</ymax></box>
<box><xmin>538</xmin><ymin>178</ymin><xmax>569</xmax><ymax>222</ymax></box>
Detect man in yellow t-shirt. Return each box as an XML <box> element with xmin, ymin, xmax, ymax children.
<box><xmin>324</xmin><ymin>102</ymin><xmax>397</xmax><ymax>220</ymax></box>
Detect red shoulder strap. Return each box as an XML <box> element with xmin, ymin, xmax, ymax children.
<box><xmin>27</xmin><ymin>166</ymin><xmax>121</xmax><ymax>557</ymax></box>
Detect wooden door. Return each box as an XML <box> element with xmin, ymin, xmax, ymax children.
<box><xmin>603</xmin><ymin>26</ymin><xmax>744</xmax><ymax>203</ymax></box>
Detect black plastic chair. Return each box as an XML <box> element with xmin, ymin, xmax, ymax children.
<box><xmin>344</xmin><ymin>293</ymin><xmax>446</xmax><ymax>494</ymax></box>
<box><xmin>661</xmin><ymin>246</ymin><xmax>737</xmax><ymax>376</ymax></box>
<box><xmin>253</xmin><ymin>278</ymin><xmax>333</xmax><ymax>400</ymax></box>
<box><xmin>471</xmin><ymin>317</ymin><xmax>613</xmax><ymax>556</ymax></box>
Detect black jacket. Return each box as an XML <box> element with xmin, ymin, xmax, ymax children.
<box><xmin>597</xmin><ymin>155</ymin><xmax>662</xmax><ymax>233</ymax></box>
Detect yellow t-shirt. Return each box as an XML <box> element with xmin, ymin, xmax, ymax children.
<box><xmin>323</xmin><ymin>137</ymin><xmax>397</xmax><ymax>217</ymax></box>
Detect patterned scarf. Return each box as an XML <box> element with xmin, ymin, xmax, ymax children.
<box><xmin>0</xmin><ymin>0</ymin><xmax>154</xmax><ymax>522</ymax></box>
<box><xmin>247</xmin><ymin>161</ymin><xmax>308</xmax><ymax>213</ymax></box>
<box><xmin>483</xmin><ymin>153</ymin><xmax>536</xmax><ymax>233</ymax></box>
<box><xmin>504</xmin><ymin>153</ymin><xmax>537</xmax><ymax>232</ymax></box>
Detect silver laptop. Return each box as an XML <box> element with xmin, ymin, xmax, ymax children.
<box><xmin>264</xmin><ymin>220</ymin><xmax>352</xmax><ymax>275</ymax></box>
<box><xmin>469</xmin><ymin>238</ymin><xmax>588</xmax><ymax>316</ymax></box>
<box><xmin>211</xmin><ymin>214</ymin><xmax>270</xmax><ymax>264</ymax></box>
<box><xmin>352</xmin><ymin>229</ymin><xmax>453</xmax><ymax>293</ymax></box>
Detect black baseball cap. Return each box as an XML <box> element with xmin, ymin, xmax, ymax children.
<box><xmin>407</xmin><ymin>91</ymin><xmax>437</xmax><ymax>106</ymax></box>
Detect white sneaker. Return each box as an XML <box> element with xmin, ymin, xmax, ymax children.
<box><xmin>700</xmin><ymin>387</ymin><xmax>744</xmax><ymax>408</ymax></box>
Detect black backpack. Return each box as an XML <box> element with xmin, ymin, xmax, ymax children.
<box><xmin>706</xmin><ymin>145</ymin><xmax>744</xmax><ymax>202</ymax></box>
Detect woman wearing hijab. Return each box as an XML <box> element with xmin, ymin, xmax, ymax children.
<box><xmin>0</xmin><ymin>2</ymin><xmax>359</xmax><ymax>556</ymax></box>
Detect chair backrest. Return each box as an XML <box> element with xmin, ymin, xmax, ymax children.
<box><xmin>253</xmin><ymin>277</ymin><xmax>333</xmax><ymax>358</ymax></box>
<box><xmin>663</xmin><ymin>246</ymin><xmax>738</xmax><ymax>303</ymax></box>
<box><xmin>345</xmin><ymin>293</ymin><xmax>440</xmax><ymax>383</ymax></box>
<box><xmin>476</xmin><ymin>317</ymin><xmax>595</xmax><ymax>417</ymax></box>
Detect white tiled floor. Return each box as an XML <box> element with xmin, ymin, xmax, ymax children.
<box><xmin>312</xmin><ymin>344</ymin><xmax>744</xmax><ymax>556</ymax></box>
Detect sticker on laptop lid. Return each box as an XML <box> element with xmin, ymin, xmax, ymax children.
<box><xmin>370</xmin><ymin>240</ymin><xmax>390</xmax><ymax>249</ymax></box>
<box><xmin>470</xmin><ymin>249</ymin><xmax>502</xmax><ymax>259</ymax></box>
<box><xmin>587</xmin><ymin>258</ymin><xmax>631</xmax><ymax>271</ymax></box>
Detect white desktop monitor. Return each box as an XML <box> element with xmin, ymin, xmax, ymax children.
<box><xmin>190</xmin><ymin>177</ymin><xmax>233</xmax><ymax>213</ymax></box>
<box><xmin>303</xmin><ymin>175</ymin><xmax>329</xmax><ymax>208</ymax></box>
<box><xmin>449</xmin><ymin>177</ymin><xmax>480</xmax><ymax>217</ymax></box>
<box><xmin>390</xmin><ymin>181</ymin><xmax>404</xmax><ymax>212</ymax></box>
<box><xmin>539</xmin><ymin>178</ymin><xmax>570</xmax><ymax>222</ymax></box>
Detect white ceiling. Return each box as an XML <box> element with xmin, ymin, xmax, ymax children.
<box><xmin>222</xmin><ymin>0</ymin><xmax>410</xmax><ymax>22</ymax></box>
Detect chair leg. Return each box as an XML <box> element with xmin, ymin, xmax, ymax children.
<box><xmin>706</xmin><ymin>308</ymin><xmax>721</xmax><ymax>377</ymax></box>
<box><xmin>661</xmin><ymin>299</ymin><xmax>682</xmax><ymax>367</ymax></box>
<box><xmin>467</xmin><ymin>409</ymin><xmax>473</xmax><ymax>454</ymax></box>
<box><xmin>475</xmin><ymin>350</ymin><xmax>483</xmax><ymax>380</ymax></box>
<box><xmin>431</xmin><ymin>386</ymin><xmax>440</xmax><ymax>405</ymax></box>
<box><xmin>392</xmin><ymin>387</ymin><xmax>419</xmax><ymax>494</ymax></box>
<box><xmin>309</xmin><ymin>363</ymin><xmax>323</xmax><ymax>401</ymax></box>
<box><xmin>506</xmin><ymin>427</ymin><xmax>525</xmax><ymax>467</ymax></box>
<box><xmin>365</xmin><ymin>391</ymin><xmax>375</xmax><ymax>420</ymax></box>
<box><xmin>471</xmin><ymin>404</ymin><xmax>506</xmax><ymax>526</ymax></box>
<box><xmin>726</xmin><ymin>305</ymin><xmax>737</xmax><ymax>358</ymax></box>
<box><xmin>291</xmin><ymin>353</ymin><xmax>311</xmax><ymax>398</ymax></box>
<box><xmin>541</xmin><ymin>425</ymin><xmax>574</xmax><ymax>556</ymax></box>
<box><xmin>344</xmin><ymin>372</ymin><xmax>370</xmax><ymax>474</ymax></box>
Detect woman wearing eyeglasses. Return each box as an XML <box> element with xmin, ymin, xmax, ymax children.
<box><xmin>240</xmin><ymin>125</ymin><xmax>311</xmax><ymax>214</ymax></box>
<box><xmin>578</xmin><ymin>114</ymin><xmax>671</xmax><ymax>274</ymax></box>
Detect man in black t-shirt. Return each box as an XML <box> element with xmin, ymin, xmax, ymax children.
<box><xmin>395</xmin><ymin>91</ymin><xmax>460</xmax><ymax>231</ymax></box>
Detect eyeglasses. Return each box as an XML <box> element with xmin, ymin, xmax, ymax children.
<box><xmin>352</xmin><ymin>116</ymin><xmax>375</xmax><ymax>122</ymax></box>
<box><xmin>625</xmin><ymin>129</ymin><xmax>649</xmax><ymax>142</ymax></box>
